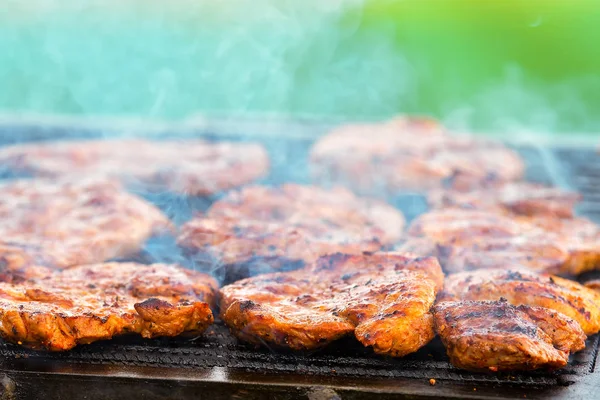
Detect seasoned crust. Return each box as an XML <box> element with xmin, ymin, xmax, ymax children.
<box><xmin>220</xmin><ymin>252</ymin><xmax>443</xmax><ymax>357</ymax></box>
<box><xmin>178</xmin><ymin>185</ymin><xmax>405</xmax><ymax>276</ymax></box>
<box><xmin>440</xmin><ymin>268</ymin><xmax>600</xmax><ymax>335</ymax></box>
<box><xmin>433</xmin><ymin>299</ymin><xmax>586</xmax><ymax>372</ymax></box>
<box><xmin>0</xmin><ymin>263</ymin><xmax>217</xmax><ymax>351</ymax></box>
<box><xmin>0</xmin><ymin>179</ymin><xmax>172</xmax><ymax>281</ymax></box>
<box><xmin>310</xmin><ymin>116</ymin><xmax>524</xmax><ymax>193</ymax></box>
<box><xmin>0</xmin><ymin>139</ymin><xmax>269</xmax><ymax>195</ymax></box>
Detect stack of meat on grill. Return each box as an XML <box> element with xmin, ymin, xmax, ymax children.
<box><xmin>0</xmin><ymin>118</ymin><xmax>599</xmax><ymax>373</ymax></box>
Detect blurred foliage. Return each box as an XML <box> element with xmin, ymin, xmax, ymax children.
<box><xmin>0</xmin><ymin>0</ymin><xmax>599</xmax><ymax>133</ymax></box>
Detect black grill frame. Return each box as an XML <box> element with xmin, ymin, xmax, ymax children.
<box><xmin>0</xmin><ymin>118</ymin><xmax>599</xmax><ymax>399</ymax></box>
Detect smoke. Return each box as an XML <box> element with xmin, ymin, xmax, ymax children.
<box><xmin>443</xmin><ymin>65</ymin><xmax>600</xmax><ymax>135</ymax></box>
<box><xmin>0</xmin><ymin>0</ymin><xmax>414</xmax><ymax>121</ymax></box>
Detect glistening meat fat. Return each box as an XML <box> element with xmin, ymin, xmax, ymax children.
<box><xmin>440</xmin><ymin>267</ymin><xmax>600</xmax><ymax>336</ymax></box>
<box><xmin>0</xmin><ymin>263</ymin><xmax>217</xmax><ymax>351</ymax></box>
<box><xmin>219</xmin><ymin>252</ymin><xmax>443</xmax><ymax>357</ymax></box>
<box><xmin>433</xmin><ymin>299</ymin><xmax>586</xmax><ymax>372</ymax></box>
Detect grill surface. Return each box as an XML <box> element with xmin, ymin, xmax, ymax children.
<box><xmin>0</xmin><ymin>121</ymin><xmax>599</xmax><ymax>399</ymax></box>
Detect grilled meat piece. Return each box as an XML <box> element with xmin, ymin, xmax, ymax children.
<box><xmin>220</xmin><ymin>252</ymin><xmax>443</xmax><ymax>357</ymax></box>
<box><xmin>0</xmin><ymin>179</ymin><xmax>171</xmax><ymax>282</ymax></box>
<box><xmin>310</xmin><ymin>116</ymin><xmax>524</xmax><ymax>193</ymax></box>
<box><xmin>440</xmin><ymin>268</ymin><xmax>600</xmax><ymax>335</ymax></box>
<box><xmin>404</xmin><ymin>208</ymin><xmax>600</xmax><ymax>275</ymax></box>
<box><xmin>524</xmin><ymin>216</ymin><xmax>600</xmax><ymax>275</ymax></box>
<box><xmin>428</xmin><ymin>174</ymin><xmax>581</xmax><ymax>218</ymax></box>
<box><xmin>0</xmin><ymin>139</ymin><xmax>269</xmax><ymax>195</ymax></box>
<box><xmin>178</xmin><ymin>184</ymin><xmax>405</xmax><ymax>276</ymax></box>
<box><xmin>0</xmin><ymin>263</ymin><xmax>217</xmax><ymax>351</ymax></box>
<box><xmin>402</xmin><ymin>209</ymin><xmax>569</xmax><ymax>274</ymax></box>
<box><xmin>407</xmin><ymin>208</ymin><xmax>526</xmax><ymax>241</ymax></box>
<box><xmin>433</xmin><ymin>299</ymin><xmax>586</xmax><ymax>372</ymax></box>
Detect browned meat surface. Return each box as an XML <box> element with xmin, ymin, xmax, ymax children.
<box><xmin>401</xmin><ymin>209</ymin><xmax>569</xmax><ymax>274</ymax></box>
<box><xmin>0</xmin><ymin>263</ymin><xmax>217</xmax><ymax>351</ymax></box>
<box><xmin>178</xmin><ymin>184</ymin><xmax>405</xmax><ymax>274</ymax></box>
<box><xmin>407</xmin><ymin>208</ymin><xmax>526</xmax><ymax>241</ymax></box>
<box><xmin>525</xmin><ymin>216</ymin><xmax>600</xmax><ymax>275</ymax></box>
<box><xmin>403</xmin><ymin>208</ymin><xmax>600</xmax><ymax>275</ymax></box>
<box><xmin>428</xmin><ymin>174</ymin><xmax>581</xmax><ymax>218</ymax></box>
<box><xmin>440</xmin><ymin>268</ymin><xmax>600</xmax><ymax>335</ymax></box>
<box><xmin>0</xmin><ymin>179</ymin><xmax>172</xmax><ymax>282</ymax></box>
<box><xmin>310</xmin><ymin>116</ymin><xmax>524</xmax><ymax>193</ymax></box>
<box><xmin>0</xmin><ymin>139</ymin><xmax>269</xmax><ymax>195</ymax></box>
<box><xmin>433</xmin><ymin>299</ymin><xmax>586</xmax><ymax>372</ymax></box>
<box><xmin>220</xmin><ymin>252</ymin><xmax>443</xmax><ymax>357</ymax></box>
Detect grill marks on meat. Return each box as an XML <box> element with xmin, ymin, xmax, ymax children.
<box><xmin>433</xmin><ymin>300</ymin><xmax>586</xmax><ymax>372</ymax></box>
<box><xmin>310</xmin><ymin>116</ymin><xmax>524</xmax><ymax>193</ymax></box>
<box><xmin>220</xmin><ymin>252</ymin><xmax>443</xmax><ymax>357</ymax></box>
<box><xmin>178</xmin><ymin>184</ymin><xmax>405</xmax><ymax>275</ymax></box>
<box><xmin>0</xmin><ymin>263</ymin><xmax>217</xmax><ymax>351</ymax></box>
<box><xmin>0</xmin><ymin>139</ymin><xmax>269</xmax><ymax>195</ymax></box>
<box><xmin>401</xmin><ymin>209</ymin><xmax>570</xmax><ymax>274</ymax></box>
<box><xmin>0</xmin><ymin>179</ymin><xmax>172</xmax><ymax>282</ymax></box>
<box><xmin>440</xmin><ymin>268</ymin><xmax>600</xmax><ymax>335</ymax></box>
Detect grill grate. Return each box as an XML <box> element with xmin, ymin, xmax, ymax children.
<box><xmin>0</xmin><ymin>321</ymin><xmax>598</xmax><ymax>388</ymax></box>
<box><xmin>0</xmin><ymin>128</ymin><xmax>599</xmax><ymax>399</ymax></box>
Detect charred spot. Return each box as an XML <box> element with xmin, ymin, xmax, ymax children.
<box><xmin>578</xmin><ymin>307</ymin><xmax>591</xmax><ymax>320</ymax></box>
<box><xmin>87</xmin><ymin>284</ymin><xmax>97</xmax><ymax>289</ymax></box>
<box><xmin>238</xmin><ymin>300</ymin><xmax>257</xmax><ymax>311</ymax></box>
<box><xmin>315</xmin><ymin>253</ymin><xmax>350</xmax><ymax>272</ymax></box>
<box><xmin>100</xmin><ymin>316</ymin><xmax>109</xmax><ymax>324</ymax></box>
<box><xmin>11</xmin><ymin>326</ymin><xmax>17</xmax><ymax>335</ymax></box>
<box><xmin>295</xmin><ymin>294</ymin><xmax>316</xmax><ymax>303</ymax></box>
<box><xmin>549</xmin><ymin>277</ymin><xmax>556</xmax><ymax>284</ymax></box>
<box><xmin>505</xmin><ymin>270</ymin><xmax>524</xmax><ymax>281</ymax></box>
<box><xmin>341</xmin><ymin>273</ymin><xmax>357</xmax><ymax>281</ymax></box>
<box><xmin>507</xmin><ymin>324</ymin><xmax>537</xmax><ymax>337</ymax></box>
<box><xmin>460</xmin><ymin>311</ymin><xmax>483</xmax><ymax>319</ymax></box>
<box><xmin>0</xmin><ymin>257</ymin><xmax>8</xmax><ymax>272</ymax></box>
<box><xmin>137</xmin><ymin>298</ymin><xmax>173</xmax><ymax>310</ymax></box>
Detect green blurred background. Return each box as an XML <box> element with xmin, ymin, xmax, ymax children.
<box><xmin>1</xmin><ymin>0</ymin><xmax>599</xmax><ymax>133</ymax></box>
